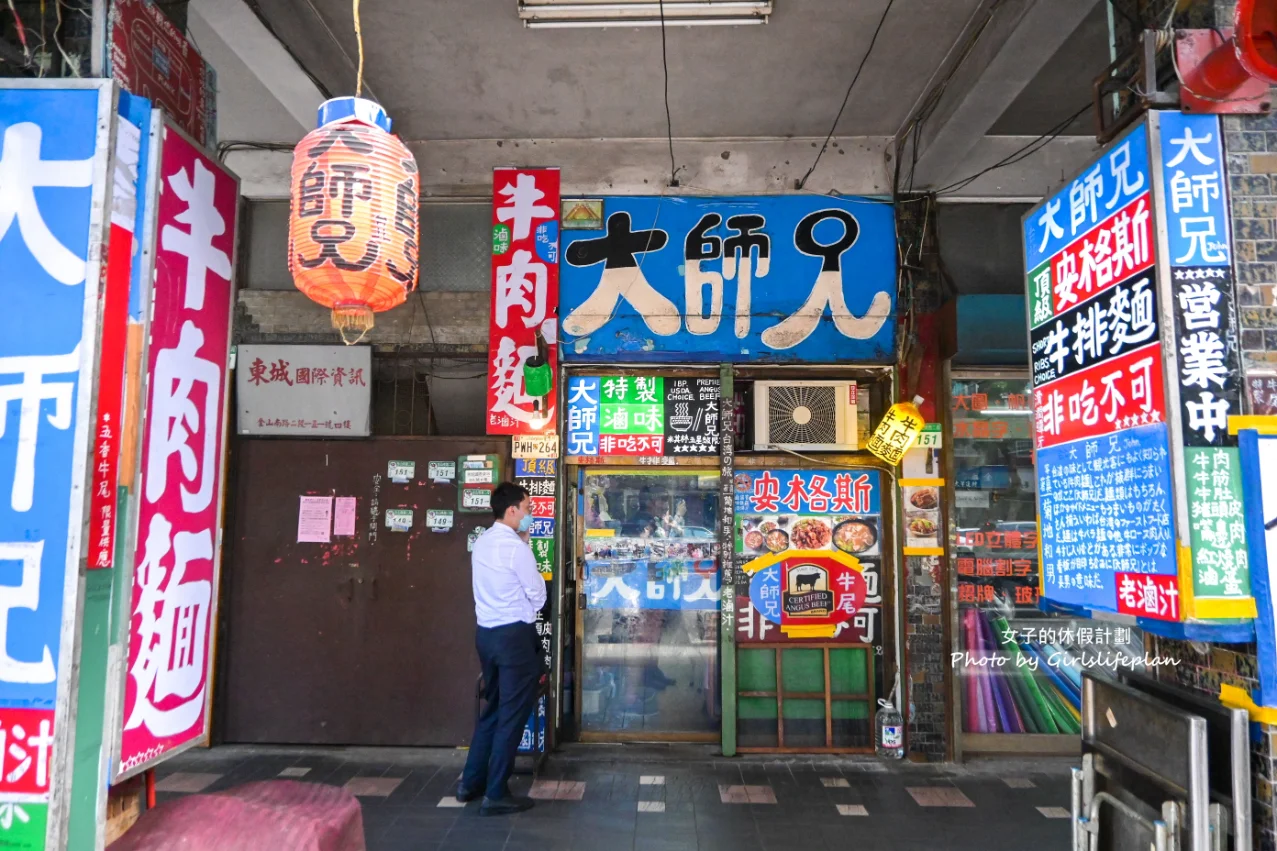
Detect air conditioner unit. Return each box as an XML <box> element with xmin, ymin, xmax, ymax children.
<box><xmin>753</xmin><ymin>381</ymin><xmax>858</xmax><ymax>451</ymax></box>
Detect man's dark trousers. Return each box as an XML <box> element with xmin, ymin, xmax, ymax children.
<box><xmin>461</xmin><ymin>621</ymin><xmax>541</xmax><ymax>801</ymax></box>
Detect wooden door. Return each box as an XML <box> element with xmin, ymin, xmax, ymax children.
<box><xmin>220</xmin><ymin>437</ymin><xmax>508</xmax><ymax>746</ymax></box>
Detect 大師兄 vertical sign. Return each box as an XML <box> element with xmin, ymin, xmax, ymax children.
<box><xmin>1024</xmin><ymin>122</ymin><xmax>1181</xmax><ymax>621</ymax></box>
<box><xmin>487</xmin><ymin>168</ymin><xmax>560</xmax><ymax>435</ymax></box>
<box><xmin>1151</xmin><ymin>110</ymin><xmax>1250</xmax><ymax>618</ymax></box>
<box><xmin>117</xmin><ymin>122</ymin><xmax>237</xmax><ymax>779</ymax></box>
<box><xmin>0</xmin><ymin>81</ymin><xmax>115</xmax><ymax>849</ymax></box>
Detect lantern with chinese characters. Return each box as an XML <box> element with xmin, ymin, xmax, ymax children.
<box><xmin>866</xmin><ymin>396</ymin><xmax>926</xmax><ymax>465</ymax></box>
<box><xmin>288</xmin><ymin>97</ymin><xmax>420</xmax><ymax>344</ymax></box>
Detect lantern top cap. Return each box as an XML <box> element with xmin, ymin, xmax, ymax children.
<box><xmin>317</xmin><ymin>97</ymin><xmax>392</xmax><ymax>133</ymax></box>
<box><xmin>911</xmin><ymin>396</ymin><xmax>924</xmax><ymax>406</ymax></box>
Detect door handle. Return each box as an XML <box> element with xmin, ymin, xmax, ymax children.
<box><xmin>369</xmin><ymin>577</ymin><xmax>378</xmax><ymax>601</ymax></box>
<box><xmin>341</xmin><ymin>578</ymin><xmax>354</xmax><ymax>602</ymax></box>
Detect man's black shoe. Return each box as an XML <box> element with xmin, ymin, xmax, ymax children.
<box><xmin>480</xmin><ymin>796</ymin><xmax>535</xmax><ymax>816</ymax></box>
<box><xmin>455</xmin><ymin>784</ymin><xmax>483</xmax><ymax>803</ymax></box>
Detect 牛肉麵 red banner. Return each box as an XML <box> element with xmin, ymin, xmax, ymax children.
<box><xmin>487</xmin><ymin>168</ymin><xmax>560</xmax><ymax>435</ymax></box>
<box><xmin>118</xmin><ymin>124</ymin><xmax>237</xmax><ymax>779</ymax></box>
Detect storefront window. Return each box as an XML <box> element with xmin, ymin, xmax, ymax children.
<box><xmin>951</xmin><ymin>376</ymin><xmax>1143</xmax><ymax>743</ymax></box>
<box><xmin>579</xmin><ymin>471</ymin><xmax>720</xmax><ymax>736</ymax></box>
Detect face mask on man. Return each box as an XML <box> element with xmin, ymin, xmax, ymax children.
<box><xmin>517</xmin><ymin>513</ymin><xmax>534</xmax><ymax>534</ymax></box>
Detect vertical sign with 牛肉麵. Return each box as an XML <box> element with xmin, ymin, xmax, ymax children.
<box><xmin>0</xmin><ymin>80</ymin><xmax>115</xmax><ymax>851</ymax></box>
<box><xmin>565</xmin><ymin>375</ymin><xmax>722</xmax><ymax>458</ymax></box>
<box><xmin>114</xmin><ymin>121</ymin><xmax>238</xmax><ymax>781</ymax></box>
<box><xmin>487</xmin><ymin>168</ymin><xmax>560</xmax><ymax>435</ymax></box>
<box><xmin>1148</xmin><ymin>110</ymin><xmax>1252</xmax><ymax>620</ymax></box>
<box><xmin>1024</xmin><ymin>120</ymin><xmax>1183</xmax><ymax>621</ymax></box>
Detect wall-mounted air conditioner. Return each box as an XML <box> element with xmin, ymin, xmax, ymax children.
<box><xmin>752</xmin><ymin>381</ymin><xmax>858</xmax><ymax>451</ymax></box>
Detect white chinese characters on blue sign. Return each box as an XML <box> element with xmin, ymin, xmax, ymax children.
<box><xmin>559</xmin><ymin>196</ymin><xmax>896</xmax><ymax>363</ymax></box>
<box><xmin>1158</xmin><ymin>112</ymin><xmax>1229</xmax><ymax>268</ymax></box>
<box><xmin>0</xmin><ymin>86</ymin><xmax>105</xmax><ymax>710</ymax></box>
<box><xmin>1024</xmin><ymin>124</ymin><xmax>1150</xmax><ymax>273</ymax></box>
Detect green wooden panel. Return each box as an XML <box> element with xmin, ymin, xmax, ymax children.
<box><xmin>829</xmin><ymin>648</ymin><xmax>868</xmax><ymax>695</ymax></box>
<box><xmin>738</xmin><ymin>697</ymin><xmax>778</xmax><ymax>720</ymax></box>
<box><xmin>780</xmin><ymin>698</ymin><xmax>827</xmax><ymax>720</ymax></box>
<box><xmin>737</xmin><ymin>649</ymin><xmax>776</xmax><ymax>693</ymax></box>
<box><xmin>832</xmin><ymin>700</ymin><xmax>871</xmax><ymax>720</ymax></box>
<box><xmin>66</xmin><ymin>564</ymin><xmax>114</xmax><ymax>850</ymax></box>
<box><xmin>781</xmin><ymin>649</ymin><xmax>825</xmax><ymax>693</ymax></box>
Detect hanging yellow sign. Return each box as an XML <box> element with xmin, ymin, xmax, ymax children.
<box><xmin>866</xmin><ymin>396</ymin><xmax>926</xmax><ymax>465</ymax></box>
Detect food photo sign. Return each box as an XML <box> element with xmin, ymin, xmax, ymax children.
<box><xmin>732</xmin><ymin>469</ymin><xmax>884</xmax><ymax>646</ymax></box>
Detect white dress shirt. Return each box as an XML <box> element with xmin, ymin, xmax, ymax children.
<box><xmin>471</xmin><ymin>522</ymin><xmax>547</xmax><ymax>628</ymax></box>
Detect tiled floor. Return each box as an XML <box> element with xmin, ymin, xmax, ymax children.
<box><xmin>152</xmin><ymin>745</ymin><xmax>1075</xmax><ymax>851</ymax></box>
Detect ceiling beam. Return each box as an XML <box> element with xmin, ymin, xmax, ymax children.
<box><xmin>188</xmin><ymin>0</ymin><xmax>326</xmax><ymax>133</ymax></box>
<box><xmin>226</xmin><ymin>133</ymin><xmax>1095</xmax><ymax>201</ymax></box>
<box><xmin>901</xmin><ymin>0</ymin><xmax>1102</xmax><ymax>190</ymax></box>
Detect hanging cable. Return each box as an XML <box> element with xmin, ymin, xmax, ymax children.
<box><xmin>352</xmin><ymin>0</ymin><xmax>365</xmax><ymax>96</ymax></box>
<box><xmin>932</xmin><ymin>103</ymin><xmax>1090</xmax><ymax>197</ymax></box>
<box><xmin>797</xmin><ymin>0</ymin><xmax>895</xmax><ymax>190</ymax></box>
<box><xmin>658</xmin><ymin>0</ymin><xmax>679</xmax><ymax>186</ymax></box>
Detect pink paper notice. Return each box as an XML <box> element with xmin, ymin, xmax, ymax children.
<box><xmin>333</xmin><ymin>497</ymin><xmax>358</xmax><ymax>536</ymax></box>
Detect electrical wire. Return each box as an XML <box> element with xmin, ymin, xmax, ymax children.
<box><xmin>352</xmin><ymin>0</ymin><xmax>364</xmax><ymax>97</ymax></box>
<box><xmin>797</xmin><ymin>0</ymin><xmax>895</xmax><ymax>190</ymax></box>
<box><xmin>657</xmin><ymin>0</ymin><xmax>679</xmax><ymax>186</ymax></box>
<box><xmin>932</xmin><ymin>103</ymin><xmax>1091</xmax><ymax>197</ymax></box>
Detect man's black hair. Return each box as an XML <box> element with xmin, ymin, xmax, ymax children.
<box><xmin>491</xmin><ymin>481</ymin><xmax>529</xmax><ymax>521</ymax></box>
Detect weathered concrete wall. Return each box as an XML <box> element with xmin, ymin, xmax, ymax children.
<box><xmin>235</xmin><ymin>290</ymin><xmax>489</xmax><ymax>352</ymax></box>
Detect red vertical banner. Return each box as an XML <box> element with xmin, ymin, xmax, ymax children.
<box><xmin>89</xmin><ymin>117</ymin><xmax>143</xmax><ymax>569</ymax></box>
<box><xmin>487</xmin><ymin>168</ymin><xmax>560</xmax><ymax>435</ymax></box>
<box><xmin>117</xmin><ymin>123</ymin><xmax>237</xmax><ymax>778</ymax></box>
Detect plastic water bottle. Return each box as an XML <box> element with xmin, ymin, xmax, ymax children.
<box><xmin>875</xmin><ymin>698</ymin><xmax>905</xmax><ymax>759</ymax></box>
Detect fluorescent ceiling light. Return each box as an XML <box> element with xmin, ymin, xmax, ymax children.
<box><xmin>526</xmin><ymin>17</ymin><xmax>765</xmax><ymax>27</ymax></box>
<box><xmin>519</xmin><ymin>0</ymin><xmax>771</xmax><ymax>27</ymax></box>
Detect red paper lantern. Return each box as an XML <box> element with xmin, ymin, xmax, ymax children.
<box><xmin>288</xmin><ymin>98</ymin><xmax>419</xmax><ymax>343</ymax></box>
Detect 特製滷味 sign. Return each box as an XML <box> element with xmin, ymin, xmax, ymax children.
<box><xmin>566</xmin><ymin>376</ymin><xmax>722</xmax><ymax>457</ymax></box>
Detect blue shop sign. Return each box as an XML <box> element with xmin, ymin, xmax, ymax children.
<box><xmin>559</xmin><ymin>196</ymin><xmax>896</xmax><ymax>363</ymax></box>
<box><xmin>0</xmin><ymin>83</ymin><xmax>109</xmax><ymax>709</ymax></box>
<box><xmin>1023</xmin><ymin>123</ymin><xmax>1150</xmax><ymax>272</ymax></box>
<box><xmin>583</xmin><ymin>559</ymin><xmax>720</xmax><ymax>611</ymax></box>
<box><xmin>1156</xmin><ymin>112</ymin><xmax>1229</xmax><ymax>268</ymax></box>
<box><xmin>1036</xmin><ymin>423</ymin><xmax>1177</xmax><ymax>614</ymax></box>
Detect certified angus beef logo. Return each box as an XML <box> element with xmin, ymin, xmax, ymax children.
<box><xmin>783</xmin><ymin>563</ymin><xmax>833</xmax><ymax>617</ymax></box>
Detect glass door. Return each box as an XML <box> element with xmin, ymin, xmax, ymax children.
<box><xmin>577</xmin><ymin>469</ymin><xmax>721</xmax><ymax>740</ymax></box>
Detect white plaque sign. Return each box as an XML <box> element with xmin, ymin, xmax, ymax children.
<box><xmin>237</xmin><ymin>344</ymin><xmax>372</xmax><ymax>436</ymax></box>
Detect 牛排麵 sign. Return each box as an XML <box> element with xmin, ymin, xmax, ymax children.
<box><xmin>237</xmin><ymin>344</ymin><xmax>371</xmax><ymax>436</ymax></box>
<box><xmin>559</xmin><ymin>196</ymin><xmax>896</xmax><ymax>363</ymax></box>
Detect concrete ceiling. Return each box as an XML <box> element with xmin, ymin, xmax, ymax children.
<box><xmin>252</xmin><ymin>0</ymin><xmax>1002</xmax><ymax>141</ymax></box>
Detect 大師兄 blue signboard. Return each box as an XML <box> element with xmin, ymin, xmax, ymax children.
<box><xmin>733</xmin><ymin>469</ymin><xmax>881</xmax><ymax>516</ymax></box>
<box><xmin>1037</xmin><ymin>423</ymin><xmax>1177</xmax><ymax>613</ymax></box>
<box><xmin>559</xmin><ymin>196</ymin><xmax>896</xmax><ymax>363</ymax></box>
<box><xmin>0</xmin><ymin>84</ymin><xmax>107</xmax><ymax>710</ymax></box>
<box><xmin>583</xmin><ymin>559</ymin><xmax>720</xmax><ymax>611</ymax></box>
<box><xmin>1156</xmin><ymin>111</ymin><xmax>1229</xmax><ymax>269</ymax></box>
<box><xmin>1023</xmin><ymin>123</ymin><xmax>1150</xmax><ymax>273</ymax></box>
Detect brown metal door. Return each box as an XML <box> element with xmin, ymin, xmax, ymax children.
<box><xmin>220</xmin><ymin>437</ymin><xmax>508</xmax><ymax>746</ymax></box>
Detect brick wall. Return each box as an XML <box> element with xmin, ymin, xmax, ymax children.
<box><xmin>1225</xmin><ymin>116</ymin><xmax>1277</xmax><ymax>376</ymax></box>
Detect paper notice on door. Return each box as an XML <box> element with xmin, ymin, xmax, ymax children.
<box><xmin>298</xmin><ymin>496</ymin><xmax>333</xmax><ymax>543</ymax></box>
<box><xmin>333</xmin><ymin>497</ymin><xmax>357</xmax><ymax>536</ymax></box>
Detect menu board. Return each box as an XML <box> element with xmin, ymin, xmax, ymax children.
<box><xmin>566</xmin><ymin>375</ymin><xmax>721</xmax><ymax>457</ymax></box>
<box><xmin>732</xmin><ymin>469</ymin><xmax>883</xmax><ymax>645</ymax></box>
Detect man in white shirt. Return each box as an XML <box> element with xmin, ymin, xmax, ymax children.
<box><xmin>457</xmin><ymin>482</ymin><xmax>547</xmax><ymax>815</ymax></box>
